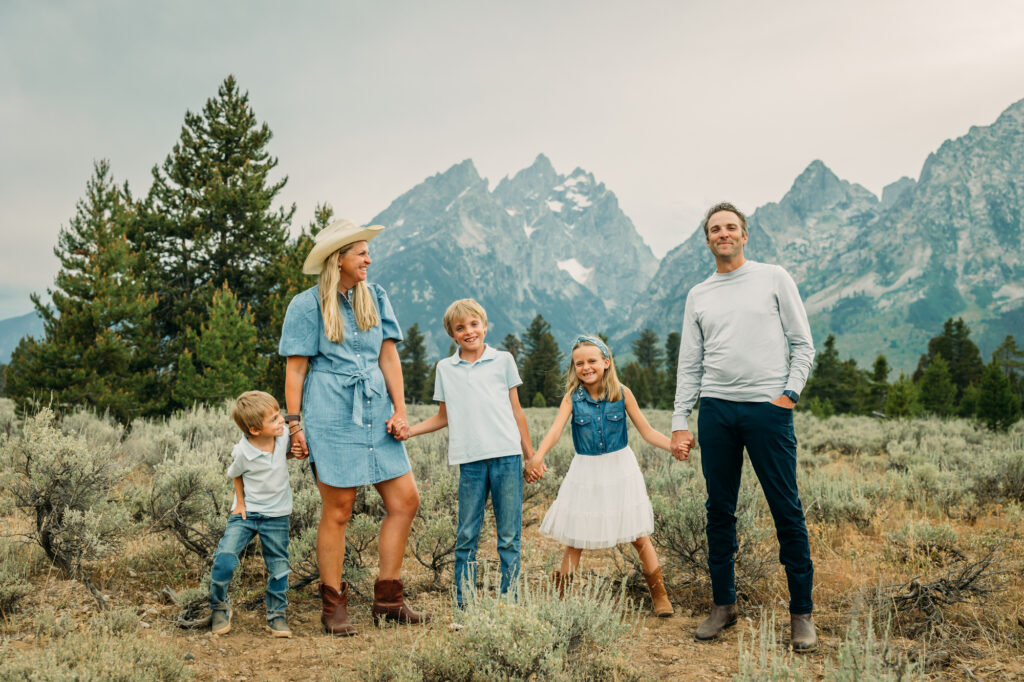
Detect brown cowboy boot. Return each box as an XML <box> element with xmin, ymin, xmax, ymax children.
<box><xmin>371</xmin><ymin>579</ymin><xmax>432</xmax><ymax>625</ymax></box>
<box><xmin>695</xmin><ymin>603</ymin><xmax>738</xmax><ymax>640</ymax></box>
<box><xmin>319</xmin><ymin>582</ymin><xmax>357</xmax><ymax>636</ymax></box>
<box><xmin>643</xmin><ymin>567</ymin><xmax>674</xmax><ymax>618</ymax></box>
<box><xmin>790</xmin><ymin>613</ymin><xmax>818</xmax><ymax>653</ymax></box>
<box><xmin>551</xmin><ymin>570</ymin><xmax>573</xmax><ymax>598</ymax></box>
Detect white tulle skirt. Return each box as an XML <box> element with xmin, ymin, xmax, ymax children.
<box><xmin>539</xmin><ymin>446</ymin><xmax>654</xmax><ymax>550</ymax></box>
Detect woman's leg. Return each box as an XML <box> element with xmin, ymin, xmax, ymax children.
<box><xmin>317</xmin><ymin>481</ymin><xmax>357</xmax><ymax>589</ymax></box>
<box><xmin>373</xmin><ymin>472</ymin><xmax>420</xmax><ymax>579</ymax></box>
<box><xmin>632</xmin><ymin>536</ymin><xmax>659</xmax><ymax>573</ymax></box>
<box><xmin>560</xmin><ymin>546</ymin><xmax>583</xmax><ymax>575</ymax></box>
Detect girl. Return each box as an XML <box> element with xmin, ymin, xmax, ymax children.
<box><xmin>524</xmin><ymin>335</ymin><xmax>674</xmax><ymax>617</ymax></box>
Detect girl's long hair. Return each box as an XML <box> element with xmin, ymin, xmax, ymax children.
<box><xmin>318</xmin><ymin>245</ymin><xmax>379</xmax><ymax>344</ymax></box>
<box><xmin>564</xmin><ymin>338</ymin><xmax>623</xmax><ymax>402</ymax></box>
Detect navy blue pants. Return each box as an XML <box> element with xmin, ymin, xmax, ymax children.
<box><xmin>697</xmin><ymin>397</ymin><xmax>813</xmax><ymax>614</ymax></box>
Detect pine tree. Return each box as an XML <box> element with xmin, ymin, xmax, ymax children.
<box><xmin>918</xmin><ymin>355</ymin><xmax>957</xmax><ymax>416</ymax></box>
<box><xmin>660</xmin><ymin>330</ymin><xmax>681</xmax><ymax>408</ymax></box>
<box><xmin>520</xmin><ymin>315</ymin><xmax>564</xmax><ymax>406</ymax></box>
<box><xmin>5</xmin><ymin>161</ymin><xmax>160</xmax><ymax>421</ymax></box>
<box><xmin>621</xmin><ymin>361</ymin><xmax>654</xmax><ymax>407</ymax></box>
<box><xmin>501</xmin><ymin>333</ymin><xmax>524</xmax><ymax>365</ymax></box>
<box><xmin>977</xmin><ymin>361</ymin><xmax>1021</xmax><ymax>432</ymax></box>
<box><xmin>885</xmin><ymin>372</ymin><xmax>921</xmax><ymax>419</ymax></box>
<box><xmin>136</xmin><ymin>75</ymin><xmax>295</xmax><ymax>395</ymax></box>
<box><xmin>400</xmin><ymin>323</ymin><xmax>430</xmax><ymax>405</ymax></box>
<box><xmin>991</xmin><ymin>334</ymin><xmax>1024</xmax><ymax>412</ymax></box>
<box><xmin>804</xmin><ymin>334</ymin><xmax>842</xmax><ymax>408</ymax></box>
<box><xmin>173</xmin><ymin>283</ymin><xmax>265</xmax><ymax>405</ymax></box>
<box><xmin>913</xmin><ymin>318</ymin><xmax>984</xmax><ymax>403</ymax></box>
<box><xmin>868</xmin><ymin>355</ymin><xmax>890</xmax><ymax>414</ymax></box>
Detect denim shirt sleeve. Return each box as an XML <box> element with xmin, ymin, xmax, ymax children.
<box><xmin>278</xmin><ymin>288</ymin><xmax>320</xmax><ymax>357</ymax></box>
<box><xmin>374</xmin><ymin>284</ymin><xmax>403</xmax><ymax>343</ymax></box>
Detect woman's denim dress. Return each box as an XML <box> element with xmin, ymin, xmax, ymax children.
<box><xmin>278</xmin><ymin>283</ymin><xmax>410</xmax><ymax>487</ymax></box>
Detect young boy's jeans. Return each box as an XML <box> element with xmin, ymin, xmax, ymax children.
<box><xmin>209</xmin><ymin>512</ymin><xmax>291</xmax><ymax>621</ymax></box>
<box><xmin>454</xmin><ymin>454</ymin><xmax>523</xmax><ymax>607</ymax></box>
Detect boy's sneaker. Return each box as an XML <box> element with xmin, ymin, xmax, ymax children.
<box><xmin>211</xmin><ymin>609</ymin><xmax>231</xmax><ymax>635</ymax></box>
<box><xmin>266</xmin><ymin>615</ymin><xmax>292</xmax><ymax>638</ymax></box>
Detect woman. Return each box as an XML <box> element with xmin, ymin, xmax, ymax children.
<box><xmin>279</xmin><ymin>218</ymin><xmax>430</xmax><ymax>636</ymax></box>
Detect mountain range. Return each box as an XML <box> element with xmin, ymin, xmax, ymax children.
<box><xmin>3</xmin><ymin>96</ymin><xmax>1023</xmax><ymax>371</ymax></box>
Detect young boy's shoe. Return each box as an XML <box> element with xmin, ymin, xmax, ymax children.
<box><xmin>266</xmin><ymin>615</ymin><xmax>292</xmax><ymax>638</ymax></box>
<box><xmin>211</xmin><ymin>608</ymin><xmax>232</xmax><ymax>635</ymax></box>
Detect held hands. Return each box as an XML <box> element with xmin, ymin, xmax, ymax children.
<box><xmin>670</xmin><ymin>430</ymin><xmax>696</xmax><ymax>462</ymax></box>
<box><xmin>523</xmin><ymin>455</ymin><xmax>547</xmax><ymax>483</ymax></box>
<box><xmin>387</xmin><ymin>412</ymin><xmax>410</xmax><ymax>441</ymax></box>
<box><xmin>289</xmin><ymin>429</ymin><xmax>309</xmax><ymax>459</ymax></box>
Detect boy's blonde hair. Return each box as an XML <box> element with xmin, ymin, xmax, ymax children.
<box><xmin>564</xmin><ymin>337</ymin><xmax>623</xmax><ymax>402</ymax></box>
<box><xmin>443</xmin><ymin>298</ymin><xmax>488</xmax><ymax>337</ymax></box>
<box><xmin>318</xmin><ymin>244</ymin><xmax>380</xmax><ymax>344</ymax></box>
<box><xmin>232</xmin><ymin>390</ymin><xmax>280</xmax><ymax>435</ymax></box>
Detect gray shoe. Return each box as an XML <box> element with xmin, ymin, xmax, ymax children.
<box><xmin>266</xmin><ymin>615</ymin><xmax>292</xmax><ymax>638</ymax></box>
<box><xmin>211</xmin><ymin>608</ymin><xmax>231</xmax><ymax>636</ymax></box>
<box><xmin>695</xmin><ymin>603</ymin><xmax>738</xmax><ymax>641</ymax></box>
<box><xmin>790</xmin><ymin>613</ymin><xmax>817</xmax><ymax>653</ymax></box>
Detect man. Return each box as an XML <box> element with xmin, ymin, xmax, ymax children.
<box><xmin>670</xmin><ymin>202</ymin><xmax>817</xmax><ymax>652</ymax></box>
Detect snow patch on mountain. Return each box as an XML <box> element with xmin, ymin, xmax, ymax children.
<box><xmin>557</xmin><ymin>258</ymin><xmax>594</xmax><ymax>286</ymax></box>
<box><xmin>546</xmin><ymin>200</ymin><xmax>564</xmax><ymax>212</ymax></box>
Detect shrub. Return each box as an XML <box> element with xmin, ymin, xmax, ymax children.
<box><xmin>799</xmin><ymin>468</ymin><xmax>872</xmax><ymax>528</ymax></box>
<box><xmin>648</xmin><ymin>457</ymin><xmax>774</xmax><ymax>602</ymax></box>
<box><xmin>0</xmin><ymin>563</ymin><xmax>30</xmax><ymax>616</ymax></box>
<box><xmin>0</xmin><ymin>631</ymin><xmax>191</xmax><ymax>681</ymax></box>
<box><xmin>60</xmin><ymin>407</ymin><xmax>125</xmax><ymax>451</ymax></box>
<box><xmin>0</xmin><ymin>408</ymin><xmax>128</xmax><ymax>608</ymax></box>
<box><xmin>146</xmin><ymin>442</ymin><xmax>230</xmax><ymax>565</ymax></box>
<box><xmin>887</xmin><ymin>519</ymin><xmax>960</xmax><ymax>564</ymax></box>
<box><xmin>410</xmin><ymin>450</ymin><xmax>458</xmax><ymax>588</ymax></box>
<box><xmin>360</xmin><ymin>569</ymin><xmax>641</xmax><ymax>682</ymax></box>
<box><xmin>0</xmin><ymin>397</ymin><xmax>17</xmax><ymax>436</ymax></box>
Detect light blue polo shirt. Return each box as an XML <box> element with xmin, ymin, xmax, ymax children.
<box><xmin>226</xmin><ymin>433</ymin><xmax>292</xmax><ymax>517</ymax></box>
<box><xmin>434</xmin><ymin>345</ymin><xmax>524</xmax><ymax>466</ymax></box>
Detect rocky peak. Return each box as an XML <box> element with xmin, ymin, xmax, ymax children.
<box><xmin>781</xmin><ymin>160</ymin><xmax>854</xmax><ymax>219</ymax></box>
<box><xmin>881</xmin><ymin>177</ymin><xmax>916</xmax><ymax>209</ymax></box>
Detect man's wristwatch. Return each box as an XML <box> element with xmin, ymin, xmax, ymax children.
<box><xmin>782</xmin><ymin>390</ymin><xmax>800</xmax><ymax>404</ymax></box>
<box><xmin>284</xmin><ymin>413</ymin><xmax>302</xmax><ymax>423</ymax></box>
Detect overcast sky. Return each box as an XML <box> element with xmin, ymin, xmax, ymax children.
<box><xmin>2</xmin><ymin>0</ymin><xmax>1023</xmax><ymax>319</ymax></box>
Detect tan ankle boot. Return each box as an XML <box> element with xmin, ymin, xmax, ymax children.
<box><xmin>695</xmin><ymin>603</ymin><xmax>738</xmax><ymax>640</ymax></box>
<box><xmin>319</xmin><ymin>582</ymin><xmax>356</xmax><ymax>636</ymax></box>
<box><xmin>643</xmin><ymin>567</ymin><xmax>674</xmax><ymax>618</ymax></box>
<box><xmin>790</xmin><ymin>613</ymin><xmax>817</xmax><ymax>653</ymax></box>
<box><xmin>372</xmin><ymin>579</ymin><xmax>432</xmax><ymax>625</ymax></box>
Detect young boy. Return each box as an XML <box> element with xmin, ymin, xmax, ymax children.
<box><xmin>210</xmin><ymin>390</ymin><xmax>301</xmax><ymax>637</ymax></box>
<box><xmin>409</xmin><ymin>299</ymin><xmax>534</xmax><ymax>608</ymax></box>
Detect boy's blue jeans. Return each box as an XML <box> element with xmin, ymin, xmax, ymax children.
<box><xmin>209</xmin><ymin>512</ymin><xmax>290</xmax><ymax>621</ymax></box>
<box><xmin>454</xmin><ymin>454</ymin><xmax>523</xmax><ymax>607</ymax></box>
<box><xmin>697</xmin><ymin>398</ymin><xmax>814</xmax><ymax>614</ymax></box>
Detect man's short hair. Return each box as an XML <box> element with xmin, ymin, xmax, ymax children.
<box><xmin>443</xmin><ymin>298</ymin><xmax>488</xmax><ymax>337</ymax></box>
<box><xmin>702</xmin><ymin>202</ymin><xmax>748</xmax><ymax>237</ymax></box>
<box><xmin>232</xmin><ymin>390</ymin><xmax>279</xmax><ymax>434</ymax></box>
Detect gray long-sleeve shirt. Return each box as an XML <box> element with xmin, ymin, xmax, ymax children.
<box><xmin>671</xmin><ymin>260</ymin><xmax>815</xmax><ymax>432</ymax></box>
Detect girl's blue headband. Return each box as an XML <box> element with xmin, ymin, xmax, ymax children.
<box><xmin>573</xmin><ymin>335</ymin><xmax>610</xmax><ymax>358</ymax></box>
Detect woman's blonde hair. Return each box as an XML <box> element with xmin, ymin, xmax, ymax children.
<box><xmin>318</xmin><ymin>244</ymin><xmax>379</xmax><ymax>344</ymax></box>
<box><xmin>564</xmin><ymin>337</ymin><xmax>622</xmax><ymax>402</ymax></box>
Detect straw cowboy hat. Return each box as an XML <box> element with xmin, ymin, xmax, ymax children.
<box><xmin>302</xmin><ymin>219</ymin><xmax>385</xmax><ymax>275</ymax></box>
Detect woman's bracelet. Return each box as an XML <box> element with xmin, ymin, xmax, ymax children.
<box><xmin>289</xmin><ymin>425</ymin><xmax>303</xmax><ymax>435</ymax></box>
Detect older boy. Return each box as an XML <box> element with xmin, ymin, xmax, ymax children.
<box><xmin>210</xmin><ymin>390</ymin><xmax>302</xmax><ymax>638</ymax></box>
<box><xmin>409</xmin><ymin>299</ymin><xmax>534</xmax><ymax>607</ymax></box>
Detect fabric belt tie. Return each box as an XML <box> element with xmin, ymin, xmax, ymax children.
<box><xmin>311</xmin><ymin>366</ymin><xmax>384</xmax><ymax>426</ymax></box>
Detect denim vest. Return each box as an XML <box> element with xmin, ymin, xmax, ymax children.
<box><xmin>570</xmin><ymin>387</ymin><xmax>629</xmax><ymax>455</ymax></box>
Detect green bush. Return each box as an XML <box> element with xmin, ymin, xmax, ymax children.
<box><xmin>0</xmin><ymin>631</ymin><xmax>191</xmax><ymax>681</ymax></box>
<box><xmin>0</xmin><ymin>409</ymin><xmax>129</xmax><ymax>608</ymax></box>
<box><xmin>361</xmin><ymin>570</ymin><xmax>641</xmax><ymax>682</ymax></box>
